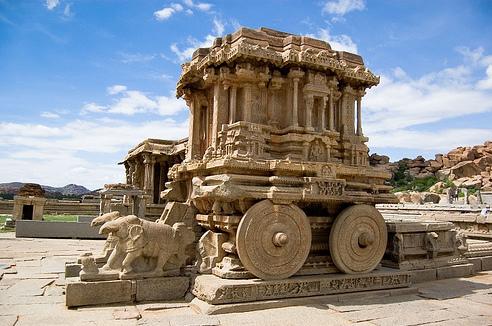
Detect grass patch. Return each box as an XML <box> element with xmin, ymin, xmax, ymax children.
<box><xmin>43</xmin><ymin>214</ymin><xmax>78</xmax><ymax>222</ymax></box>
<box><xmin>392</xmin><ymin>176</ymin><xmax>438</xmax><ymax>193</ymax></box>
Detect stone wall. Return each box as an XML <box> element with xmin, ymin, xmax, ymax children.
<box><xmin>0</xmin><ymin>200</ymin><xmax>14</xmax><ymax>214</ymax></box>
<box><xmin>44</xmin><ymin>200</ymin><xmax>100</xmax><ymax>216</ymax></box>
<box><xmin>0</xmin><ymin>199</ymin><xmax>99</xmax><ymax>216</ymax></box>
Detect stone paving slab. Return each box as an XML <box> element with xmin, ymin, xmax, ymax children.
<box><xmin>0</xmin><ymin>232</ymin><xmax>491</xmax><ymax>325</ymax></box>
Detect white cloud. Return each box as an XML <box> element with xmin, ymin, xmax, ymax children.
<box><xmin>81</xmin><ymin>102</ymin><xmax>106</xmax><ymax>114</ymax></box>
<box><xmin>82</xmin><ymin>87</ymin><xmax>186</xmax><ymax>116</ymax></box>
<box><xmin>323</xmin><ymin>0</ymin><xmax>365</xmax><ymax>16</ymax></box>
<box><xmin>107</xmin><ymin>84</ymin><xmax>127</xmax><ymax>95</ymax></box>
<box><xmin>369</xmin><ymin>129</ymin><xmax>492</xmax><ymax>154</ymax></box>
<box><xmin>363</xmin><ymin>47</ymin><xmax>492</xmax><ymax>155</ymax></box>
<box><xmin>40</xmin><ymin>112</ymin><xmax>61</xmax><ymax>119</ymax></box>
<box><xmin>212</xmin><ymin>17</ymin><xmax>225</xmax><ymax>35</ymax></box>
<box><xmin>45</xmin><ymin>0</ymin><xmax>60</xmax><ymax>10</ymax></box>
<box><xmin>183</xmin><ymin>0</ymin><xmax>212</xmax><ymax>12</ymax></box>
<box><xmin>170</xmin><ymin>17</ymin><xmax>225</xmax><ymax>61</ymax></box>
<box><xmin>154</xmin><ymin>3</ymin><xmax>184</xmax><ymax>21</ymax></box>
<box><xmin>0</xmin><ymin>118</ymin><xmax>189</xmax><ymax>189</ymax></box>
<box><xmin>308</xmin><ymin>28</ymin><xmax>358</xmax><ymax>53</ymax></box>
<box><xmin>118</xmin><ymin>52</ymin><xmax>156</xmax><ymax>63</ymax></box>
<box><xmin>108</xmin><ymin>90</ymin><xmax>159</xmax><ymax>115</ymax></box>
<box><xmin>364</xmin><ymin>66</ymin><xmax>492</xmax><ymax>134</ymax></box>
<box><xmin>107</xmin><ymin>90</ymin><xmax>186</xmax><ymax>116</ymax></box>
<box><xmin>63</xmin><ymin>4</ymin><xmax>72</xmax><ymax>18</ymax></box>
<box><xmin>171</xmin><ymin>3</ymin><xmax>184</xmax><ymax>11</ymax></box>
<box><xmin>477</xmin><ymin>65</ymin><xmax>492</xmax><ymax>90</ymax></box>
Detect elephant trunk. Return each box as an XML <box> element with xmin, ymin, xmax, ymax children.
<box><xmin>99</xmin><ymin>222</ymin><xmax>119</xmax><ymax>235</ymax></box>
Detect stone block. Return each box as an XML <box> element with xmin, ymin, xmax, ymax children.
<box><xmin>136</xmin><ymin>276</ymin><xmax>189</xmax><ymax>302</ymax></box>
<box><xmin>467</xmin><ymin>257</ymin><xmax>482</xmax><ymax>273</ymax></box>
<box><xmin>15</xmin><ymin>220</ymin><xmax>106</xmax><ymax>239</ymax></box>
<box><xmin>66</xmin><ymin>276</ymin><xmax>190</xmax><ymax>307</ymax></box>
<box><xmin>65</xmin><ymin>263</ymin><xmax>82</xmax><ymax>278</ymax></box>
<box><xmin>436</xmin><ymin>263</ymin><xmax>473</xmax><ymax>280</ymax></box>
<box><xmin>481</xmin><ymin>256</ymin><xmax>492</xmax><ymax>271</ymax></box>
<box><xmin>65</xmin><ymin>279</ymin><xmax>134</xmax><ymax>307</ymax></box>
<box><xmin>411</xmin><ymin>269</ymin><xmax>436</xmax><ymax>283</ymax></box>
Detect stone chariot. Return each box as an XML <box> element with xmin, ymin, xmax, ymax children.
<box><xmin>163</xmin><ymin>27</ymin><xmax>398</xmax><ymax>281</ymax></box>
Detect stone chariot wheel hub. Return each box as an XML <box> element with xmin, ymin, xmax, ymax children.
<box><xmin>329</xmin><ymin>204</ymin><xmax>387</xmax><ymax>274</ymax></box>
<box><xmin>236</xmin><ymin>200</ymin><xmax>312</xmax><ymax>280</ymax></box>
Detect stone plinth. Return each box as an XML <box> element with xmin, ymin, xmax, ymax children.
<box><xmin>65</xmin><ymin>276</ymin><xmax>189</xmax><ymax>307</ymax></box>
<box><xmin>192</xmin><ymin>270</ymin><xmax>411</xmax><ymax>305</ymax></box>
<box><xmin>383</xmin><ymin>218</ymin><xmax>468</xmax><ymax>270</ymax></box>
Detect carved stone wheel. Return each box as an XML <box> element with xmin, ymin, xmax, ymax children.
<box><xmin>236</xmin><ymin>200</ymin><xmax>311</xmax><ymax>280</ymax></box>
<box><xmin>329</xmin><ymin>204</ymin><xmax>387</xmax><ymax>274</ymax></box>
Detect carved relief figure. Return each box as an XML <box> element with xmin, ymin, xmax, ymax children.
<box><xmin>309</xmin><ymin>139</ymin><xmax>324</xmax><ymax>161</ymax></box>
<box><xmin>87</xmin><ymin>215</ymin><xmax>195</xmax><ymax>279</ymax></box>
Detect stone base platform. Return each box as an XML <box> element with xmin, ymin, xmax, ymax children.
<box><xmin>191</xmin><ymin>286</ymin><xmax>418</xmax><ymax>315</ymax></box>
<box><xmin>192</xmin><ymin>269</ymin><xmax>411</xmax><ymax>306</ymax></box>
<box><xmin>410</xmin><ymin>263</ymin><xmax>475</xmax><ymax>283</ymax></box>
<box><xmin>65</xmin><ymin>276</ymin><xmax>189</xmax><ymax>307</ymax></box>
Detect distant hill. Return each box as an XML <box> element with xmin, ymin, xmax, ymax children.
<box><xmin>0</xmin><ymin>182</ymin><xmax>93</xmax><ymax>199</ymax></box>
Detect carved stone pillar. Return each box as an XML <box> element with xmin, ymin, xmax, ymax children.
<box><xmin>322</xmin><ymin>96</ymin><xmax>328</xmax><ymax>132</ymax></box>
<box><xmin>211</xmin><ymin>83</ymin><xmax>221</xmax><ymax>147</ymax></box>
<box><xmin>143</xmin><ymin>153</ymin><xmax>155</xmax><ymax>196</ymax></box>
<box><xmin>124</xmin><ymin>162</ymin><xmax>131</xmax><ymax>184</ymax></box>
<box><xmin>229</xmin><ymin>85</ymin><xmax>237</xmax><ymax>124</ymax></box>
<box><xmin>356</xmin><ymin>90</ymin><xmax>364</xmax><ymax>136</ymax></box>
<box><xmin>288</xmin><ymin>68</ymin><xmax>304</xmax><ymax>127</ymax></box>
<box><xmin>243</xmin><ymin>84</ymin><xmax>252</xmax><ymax>122</ymax></box>
<box><xmin>128</xmin><ymin>161</ymin><xmax>136</xmax><ymax>185</ymax></box>
<box><xmin>305</xmin><ymin>95</ymin><xmax>314</xmax><ymax>131</ymax></box>
<box><xmin>184</xmin><ymin>91</ymin><xmax>201</xmax><ymax>161</ymax></box>
<box><xmin>292</xmin><ymin>78</ymin><xmax>300</xmax><ymax>127</ymax></box>
<box><xmin>259</xmin><ymin>82</ymin><xmax>268</xmax><ymax>124</ymax></box>
<box><xmin>328</xmin><ymin>91</ymin><xmax>335</xmax><ymax>131</ymax></box>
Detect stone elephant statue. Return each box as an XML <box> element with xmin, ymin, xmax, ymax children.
<box><xmin>90</xmin><ymin>211</ymin><xmax>121</xmax><ymax>262</ymax></box>
<box><xmin>98</xmin><ymin>215</ymin><xmax>195</xmax><ymax>279</ymax></box>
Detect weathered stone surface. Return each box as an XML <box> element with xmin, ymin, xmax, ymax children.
<box><xmin>450</xmin><ymin>161</ymin><xmax>481</xmax><ymax>179</ymax></box>
<box><xmin>0</xmin><ymin>315</ymin><xmax>18</xmax><ymax>326</ymax></box>
<box><xmin>423</xmin><ymin>192</ymin><xmax>440</xmax><ymax>203</ymax></box>
<box><xmin>191</xmin><ymin>287</ymin><xmax>419</xmax><ymax>315</ymax></box>
<box><xmin>192</xmin><ymin>271</ymin><xmax>411</xmax><ymax>305</ymax></box>
<box><xmin>411</xmin><ymin>269</ymin><xmax>437</xmax><ymax>283</ymax></box>
<box><xmin>112</xmin><ymin>307</ymin><xmax>142</xmax><ymax>320</ymax></box>
<box><xmin>136</xmin><ymin>277</ymin><xmax>189</xmax><ymax>302</ymax></box>
<box><xmin>467</xmin><ymin>257</ymin><xmax>482</xmax><ymax>273</ymax></box>
<box><xmin>66</xmin><ymin>276</ymin><xmax>189</xmax><ymax>307</ymax></box>
<box><xmin>481</xmin><ymin>255</ymin><xmax>492</xmax><ymax>270</ymax></box>
<box><xmin>64</xmin><ymin>262</ymin><xmax>82</xmax><ymax>277</ymax></box>
<box><xmin>3</xmin><ymin>232</ymin><xmax>492</xmax><ymax>325</ymax></box>
<box><xmin>436</xmin><ymin>264</ymin><xmax>473</xmax><ymax>280</ymax></box>
<box><xmin>65</xmin><ymin>279</ymin><xmax>134</xmax><ymax>307</ymax></box>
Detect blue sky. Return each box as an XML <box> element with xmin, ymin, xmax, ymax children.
<box><xmin>1</xmin><ymin>0</ymin><xmax>492</xmax><ymax>189</ymax></box>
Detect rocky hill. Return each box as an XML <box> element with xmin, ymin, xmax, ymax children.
<box><xmin>370</xmin><ymin>140</ymin><xmax>492</xmax><ymax>194</ymax></box>
<box><xmin>0</xmin><ymin>182</ymin><xmax>93</xmax><ymax>199</ymax></box>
